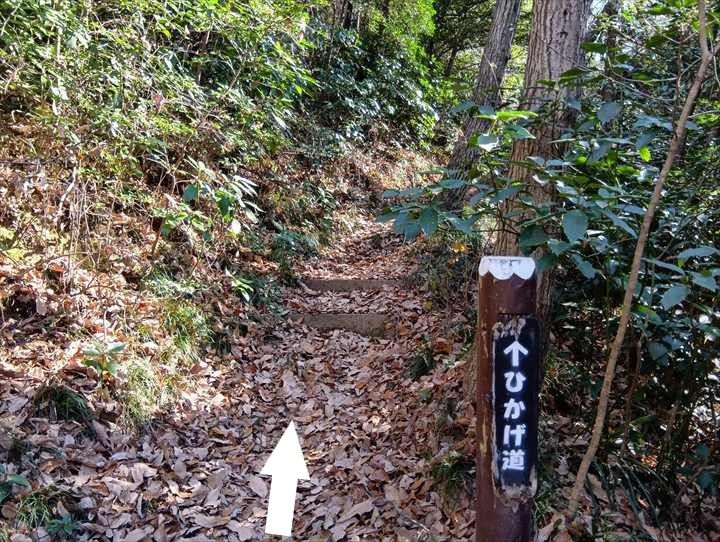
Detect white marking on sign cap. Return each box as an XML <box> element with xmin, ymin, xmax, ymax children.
<box><xmin>478</xmin><ymin>256</ymin><xmax>535</xmax><ymax>280</ymax></box>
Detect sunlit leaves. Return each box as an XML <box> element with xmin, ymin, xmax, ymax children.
<box><xmin>470</xmin><ymin>134</ymin><xmax>499</xmax><ymax>151</ymax></box>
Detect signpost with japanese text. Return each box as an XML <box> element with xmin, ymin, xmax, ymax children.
<box><xmin>475</xmin><ymin>256</ymin><xmax>538</xmax><ymax>542</ymax></box>
<box><xmin>492</xmin><ymin>317</ymin><xmax>538</xmax><ymax>492</ymax></box>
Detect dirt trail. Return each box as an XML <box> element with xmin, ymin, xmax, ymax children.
<box><xmin>2</xmin><ymin>214</ymin><xmax>476</xmax><ymax>541</ymax></box>
<box><xmin>197</xmin><ymin>214</ymin><xmax>475</xmax><ymax>541</ymax></box>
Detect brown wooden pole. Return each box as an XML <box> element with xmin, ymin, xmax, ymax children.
<box><xmin>476</xmin><ymin>256</ymin><xmax>538</xmax><ymax>542</ymax></box>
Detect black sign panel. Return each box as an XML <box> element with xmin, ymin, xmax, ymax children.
<box><xmin>492</xmin><ymin>316</ymin><xmax>539</xmax><ymax>492</ymax></box>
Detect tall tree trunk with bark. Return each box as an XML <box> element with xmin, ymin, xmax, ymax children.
<box><xmin>465</xmin><ymin>0</ymin><xmax>590</xmax><ymax>398</ymax></box>
<box><xmin>443</xmin><ymin>0</ymin><xmax>522</xmax><ymax>207</ymax></box>
<box><xmin>496</xmin><ymin>0</ymin><xmax>591</xmax><ymax>346</ymax></box>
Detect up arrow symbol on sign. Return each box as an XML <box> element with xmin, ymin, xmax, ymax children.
<box><xmin>503</xmin><ymin>340</ymin><xmax>528</xmax><ymax>367</ymax></box>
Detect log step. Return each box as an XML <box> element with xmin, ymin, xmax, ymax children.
<box><xmin>289</xmin><ymin>313</ymin><xmax>389</xmax><ymax>337</ymax></box>
<box><xmin>301</xmin><ymin>278</ymin><xmax>403</xmax><ymax>292</ymax></box>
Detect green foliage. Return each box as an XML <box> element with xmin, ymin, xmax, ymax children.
<box><xmin>0</xmin><ymin>466</ymin><xmax>30</xmax><ymax>505</ymax></box>
<box><xmin>381</xmin><ymin>0</ymin><xmax>720</xmax><ymax>513</ymax></box>
<box><xmin>162</xmin><ymin>300</ymin><xmax>211</xmax><ymax>358</ymax></box>
<box><xmin>270</xmin><ymin>229</ymin><xmax>321</xmax><ymax>283</ymax></box>
<box><xmin>47</xmin><ymin>515</ymin><xmax>79</xmax><ymax>540</ymax></box>
<box><xmin>32</xmin><ymin>384</ymin><xmax>93</xmax><ymax>426</ymax></box>
<box><xmin>306</xmin><ymin>26</ymin><xmax>438</xmax><ymax>147</ymax></box>
<box><xmin>17</xmin><ymin>487</ymin><xmax>59</xmax><ymax>529</ymax></box>
<box><xmin>83</xmin><ymin>341</ymin><xmax>125</xmax><ymax>382</ymax></box>
<box><xmin>120</xmin><ymin>359</ymin><xmax>162</xmax><ymax>430</ymax></box>
<box><xmin>380</xmin><ymin>106</ymin><xmax>537</xmax><ymax>240</ymax></box>
<box><xmin>1</xmin><ymin>0</ymin><xmax>314</xmax><ymax>157</ymax></box>
<box><xmin>144</xmin><ymin>269</ymin><xmax>200</xmax><ymax>298</ymax></box>
<box><xmin>430</xmin><ymin>451</ymin><xmax>473</xmax><ymax>502</ymax></box>
<box><xmin>229</xmin><ymin>271</ymin><xmax>277</xmax><ymax>307</ymax></box>
<box><xmin>408</xmin><ymin>343</ymin><xmax>435</xmax><ymax>380</ymax></box>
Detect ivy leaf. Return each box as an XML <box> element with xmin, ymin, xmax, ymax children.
<box><xmin>643</xmin><ymin>258</ymin><xmax>685</xmax><ymax>275</ymax></box>
<box><xmin>548</xmin><ymin>238</ymin><xmax>572</xmax><ymax>255</ymax></box>
<box><xmin>450</xmin><ymin>100</ymin><xmax>475</xmax><ymax>114</ymax></box>
<box><xmin>491</xmin><ymin>186</ymin><xmax>521</xmax><ymax>203</ymax></box>
<box><xmin>598</xmin><ymin>102</ymin><xmax>621</xmax><ymax>124</ymax></box>
<box><xmin>582</xmin><ymin>42</ymin><xmax>608</xmax><ymax>53</ymax></box>
<box><xmin>661</xmin><ymin>284</ymin><xmax>688</xmax><ymax>309</ymax></box>
<box><xmin>505</xmin><ymin>124</ymin><xmax>534</xmax><ymax>140</ymax></box>
<box><xmin>562</xmin><ymin>210</ymin><xmax>588</xmax><ymax>242</ymax></box>
<box><xmin>496</xmin><ymin>110</ymin><xmax>536</xmax><ymax>121</ymax></box>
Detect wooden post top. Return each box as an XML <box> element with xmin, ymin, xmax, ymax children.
<box><xmin>479</xmin><ymin>256</ymin><xmax>536</xmax><ymax>280</ymax></box>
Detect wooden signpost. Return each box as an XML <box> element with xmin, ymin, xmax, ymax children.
<box><xmin>476</xmin><ymin>256</ymin><xmax>538</xmax><ymax>542</ymax></box>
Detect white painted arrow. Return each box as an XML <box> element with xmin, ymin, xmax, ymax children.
<box><xmin>503</xmin><ymin>340</ymin><xmax>528</xmax><ymax>367</ymax></box>
<box><xmin>260</xmin><ymin>422</ymin><xmax>310</xmax><ymax>537</ymax></box>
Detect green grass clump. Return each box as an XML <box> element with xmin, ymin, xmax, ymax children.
<box><xmin>120</xmin><ymin>359</ymin><xmax>162</xmax><ymax>429</ymax></box>
<box><xmin>17</xmin><ymin>487</ymin><xmax>58</xmax><ymax>529</ymax></box>
<box><xmin>144</xmin><ymin>269</ymin><xmax>200</xmax><ymax>298</ymax></box>
<box><xmin>32</xmin><ymin>384</ymin><xmax>93</xmax><ymax>425</ymax></box>
<box><xmin>430</xmin><ymin>451</ymin><xmax>473</xmax><ymax>502</ymax></box>
<box><xmin>0</xmin><ymin>528</ymin><xmax>9</xmax><ymax>542</ymax></box>
<box><xmin>162</xmin><ymin>300</ymin><xmax>211</xmax><ymax>358</ymax></box>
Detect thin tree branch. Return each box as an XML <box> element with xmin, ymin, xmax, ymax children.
<box><xmin>566</xmin><ymin>0</ymin><xmax>718</xmax><ymax>517</ymax></box>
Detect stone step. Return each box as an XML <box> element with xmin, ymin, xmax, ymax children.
<box><xmin>300</xmin><ymin>278</ymin><xmax>404</xmax><ymax>292</ymax></box>
<box><xmin>289</xmin><ymin>312</ymin><xmax>389</xmax><ymax>337</ymax></box>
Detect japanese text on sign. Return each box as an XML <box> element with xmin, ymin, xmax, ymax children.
<box><xmin>492</xmin><ymin>317</ymin><xmax>538</xmax><ymax>491</ymax></box>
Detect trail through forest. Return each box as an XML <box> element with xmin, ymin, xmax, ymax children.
<box><xmin>1</xmin><ymin>213</ymin><xmax>475</xmax><ymax>542</ymax></box>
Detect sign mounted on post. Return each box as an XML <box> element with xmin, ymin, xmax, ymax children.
<box><xmin>492</xmin><ymin>316</ymin><xmax>538</xmax><ymax>494</ymax></box>
<box><xmin>475</xmin><ymin>256</ymin><xmax>538</xmax><ymax>542</ymax></box>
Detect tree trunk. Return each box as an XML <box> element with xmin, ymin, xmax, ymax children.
<box><xmin>496</xmin><ymin>0</ymin><xmax>591</xmax><ymax>346</ymax></box>
<box><xmin>443</xmin><ymin>0</ymin><xmax>522</xmax><ymax>207</ymax></box>
<box><xmin>465</xmin><ymin>0</ymin><xmax>590</xmax><ymax>399</ymax></box>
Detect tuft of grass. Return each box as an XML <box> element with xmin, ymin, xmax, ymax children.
<box><xmin>144</xmin><ymin>269</ymin><xmax>200</xmax><ymax>298</ymax></box>
<box><xmin>408</xmin><ymin>343</ymin><xmax>435</xmax><ymax>380</ymax></box>
<box><xmin>162</xmin><ymin>300</ymin><xmax>211</xmax><ymax>359</ymax></box>
<box><xmin>17</xmin><ymin>487</ymin><xmax>58</xmax><ymax>529</ymax></box>
<box><xmin>430</xmin><ymin>451</ymin><xmax>473</xmax><ymax>503</ymax></box>
<box><xmin>33</xmin><ymin>384</ymin><xmax>93</xmax><ymax>425</ymax></box>
<box><xmin>120</xmin><ymin>359</ymin><xmax>162</xmax><ymax>430</ymax></box>
<box><xmin>0</xmin><ymin>528</ymin><xmax>8</xmax><ymax>542</ymax></box>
